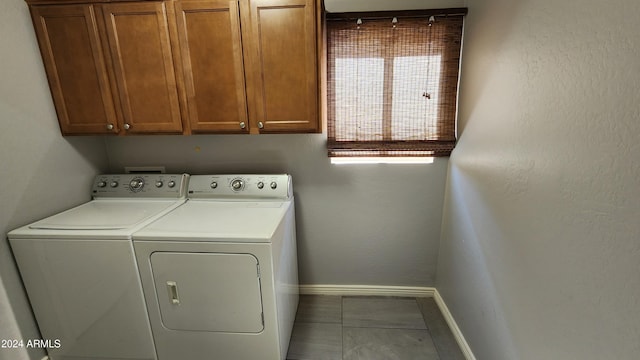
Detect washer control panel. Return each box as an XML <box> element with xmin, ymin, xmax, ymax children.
<box><xmin>92</xmin><ymin>174</ymin><xmax>189</xmax><ymax>198</ymax></box>
<box><xmin>188</xmin><ymin>174</ymin><xmax>291</xmax><ymax>199</ymax></box>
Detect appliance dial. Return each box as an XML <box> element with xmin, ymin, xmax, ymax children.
<box><xmin>129</xmin><ymin>178</ymin><xmax>144</xmax><ymax>192</ymax></box>
<box><xmin>167</xmin><ymin>181</ymin><xmax>176</xmax><ymax>188</ymax></box>
<box><xmin>97</xmin><ymin>181</ymin><xmax>107</xmax><ymax>188</ymax></box>
<box><xmin>257</xmin><ymin>181</ymin><xmax>264</xmax><ymax>189</ymax></box>
<box><xmin>210</xmin><ymin>181</ymin><xmax>218</xmax><ymax>189</ymax></box>
<box><xmin>110</xmin><ymin>181</ymin><xmax>119</xmax><ymax>188</ymax></box>
<box><xmin>155</xmin><ymin>181</ymin><xmax>163</xmax><ymax>188</ymax></box>
<box><xmin>270</xmin><ymin>181</ymin><xmax>277</xmax><ymax>189</ymax></box>
<box><xmin>231</xmin><ymin>178</ymin><xmax>244</xmax><ymax>191</ymax></box>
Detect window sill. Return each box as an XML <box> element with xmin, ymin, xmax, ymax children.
<box><xmin>330</xmin><ymin>157</ymin><xmax>435</xmax><ymax>165</ymax></box>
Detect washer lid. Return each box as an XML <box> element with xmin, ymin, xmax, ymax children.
<box><xmin>134</xmin><ymin>200</ymin><xmax>290</xmax><ymax>242</ymax></box>
<box><xmin>29</xmin><ymin>199</ymin><xmax>181</xmax><ymax>230</ymax></box>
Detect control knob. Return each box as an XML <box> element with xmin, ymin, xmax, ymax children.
<box><xmin>97</xmin><ymin>181</ymin><xmax>107</xmax><ymax>188</ymax></box>
<box><xmin>155</xmin><ymin>181</ymin><xmax>164</xmax><ymax>188</ymax></box>
<box><xmin>270</xmin><ymin>181</ymin><xmax>277</xmax><ymax>189</ymax></box>
<box><xmin>257</xmin><ymin>181</ymin><xmax>264</xmax><ymax>189</ymax></box>
<box><xmin>110</xmin><ymin>181</ymin><xmax>119</xmax><ymax>188</ymax></box>
<box><xmin>129</xmin><ymin>177</ymin><xmax>145</xmax><ymax>192</ymax></box>
<box><xmin>231</xmin><ymin>178</ymin><xmax>244</xmax><ymax>191</ymax></box>
<box><xmin>210</xmin><ymin>181</ymin><xmax>218</xmax><ymax>189</ymax></box>
<box><xmin>167</xmin><ymin>181</ymin><xmax>176</xmax><ymax>188</ymax></box>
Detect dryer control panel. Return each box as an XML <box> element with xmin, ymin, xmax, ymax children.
<box><xmin>188</xmin><ymin>174</ymin><xmax>292</xmax><ymax>200</ymax></box>
<box><xmin>92</xmin><ymin>174</ymin><xmax>190</xmax><ymax>198</ymax></box>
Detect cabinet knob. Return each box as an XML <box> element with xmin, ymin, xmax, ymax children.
<box><xmin>124</xmin><ymin>123</ymin><xmax>131</xmax><ymax>130</ymax></box>
<box><xmin>258</xmin><ymin>121</ymin><xmax>264</xmax><ymax>129</ymax></box>
<box><xmin>239</xmin><ymin>122</ymin><xmax>246</xmax><ymax>129</ymax></box>
<box><xmin>106</xmin><ymin>123</ymin><xmax>114</xmax><ymax>130</ymax></box>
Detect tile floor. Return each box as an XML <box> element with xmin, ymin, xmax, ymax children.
<box><xmin>287</xmin><ymin>295</ymin><xmax>465</xmax><ymax>360</ymax></box>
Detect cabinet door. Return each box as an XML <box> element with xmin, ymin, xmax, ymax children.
<box><xmin>175</xmin><ymin>0</ymin><xmax>249</xmax><ymax>133</ymax></box>
<box><xmin>31</xmin><ymin>4</ymin><xmax>119</xmax><ymax>135</ymax></box>
<box><xmin>102</xmin><ymin>2</ymin><xmax>183</xmax><ymax>134</ymax></box>
<box><xmin>243</xmin><ymin>0</ymin><xmax>318</xmax><ymax>133</ymax></box>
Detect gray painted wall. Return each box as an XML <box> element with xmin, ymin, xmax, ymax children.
<box><xmin>437</xmin><ymin>0</ymin><xmax>640</xmax><ymax>359</ymax></box>
<box><xmin>105</xmin><ymin>135</ymin><xmax>448</xmax><ymax>286</ymax></box>
<box><xmin>0</xmin><ymin>1</ymin><xmax>108</xmax><ymax>359</ymax></box>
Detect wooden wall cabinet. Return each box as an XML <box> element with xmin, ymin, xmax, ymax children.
<box><xmin>31</xmin><ymin>1</ymin><xmax>184</xmax><ymax>135</ymax></box>
<box><xmin>30</xmin><ymin>4</ymin><xmax>118</xmax><ymax>135</ymax></box>
<box><xmin>243</xmin><ymin>0</ymin><xmax>318</xmax><ymax>133</ymax></box>
<box><xmin>174</xmin><ymin>0</ymin><xmax>250</xmax><ymax>134</ymax></box>
<box><xmin>175</xmin><ymin>0</ymin><xmax>319</xmax><ymax>134</ymax></box>
<box><xmin>101</xmin><ymin>2</ymin><xmax>184</xmax><ymax>134</ymax></box>
<box><xmin>29</xmin><ymin>0</ymin><xmax>320</xmax><ymax>135</ymax></box>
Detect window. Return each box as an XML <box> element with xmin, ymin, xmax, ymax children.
<box><xmin>326</xmin><ymin>10</ymin><xmax>465</xmax><ymax>158</ymax></box>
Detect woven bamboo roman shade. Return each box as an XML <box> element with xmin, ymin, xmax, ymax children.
<box><xmin>327</xmin><ymin>10</ymin><xmax>465</xmax><ymax>157</ymax></box>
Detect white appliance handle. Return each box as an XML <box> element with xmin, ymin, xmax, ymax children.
<box><xmin>166</xmin><ymin>281</ymin><xmax>180</xmax><ymax>305</ymax></box>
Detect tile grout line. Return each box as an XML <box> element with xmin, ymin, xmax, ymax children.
<box><xmin>417</xmin><ymin>296</ymin><xmax>444</xmax><ymax>360</ymax></box>
<box><xmin>341</xmin><ymin>295</ymin><xmax>345</xmax><ymax>360</ymax></box>
<box><xmin>416</xmin><ymin>297</ymin><xmax>444</xmax><ymax>360</ymax></box>
<box><xmin>341</xmin><ymin>325</ymin><xmax>430</xmax><ymax>330</ymax></box>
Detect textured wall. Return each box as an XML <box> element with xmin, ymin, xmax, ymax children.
<box><xmin>105</xmin><ymin>135</ymin><xmax>447</xmax><ymax>287</ymax></box>
<box><xmin>437</xmin><ymin>0</ymin><xmax>640</xmax><ymax>359</ymax></box>
<box><xmin>0</xmin><ymin>0</ymin><xmax>108</xmax><ymax>359</ymax></box>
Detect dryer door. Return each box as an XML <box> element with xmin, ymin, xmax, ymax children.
<box><xmin>150</xmin><ymin>252</ymin><xmax>264</xmax><ymax>333</ymax></box>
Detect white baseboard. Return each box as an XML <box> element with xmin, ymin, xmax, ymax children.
<box><xmin>298</xmin><ymin>284</ymin><xmax>435</xmax><ymax>297</ymax></box>
<box><xmin>433</xmin><ymin>289</ymin><xmax>477</xmax><ymax>360</ymax></box>
<box><xmin>298</xmin><ymin>284</ymin><xmax>476</xmax><ymax>360</ymax></box>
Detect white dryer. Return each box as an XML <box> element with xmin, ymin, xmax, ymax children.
<box><xmin>8</xmin><ymin>173</ymin><xmax>189</xmax><ymax>360</ymax></box>
<box><xmin>133</xmin><ymin>174</ymin><xmax>299</xmax><ymax>360</ymax></box>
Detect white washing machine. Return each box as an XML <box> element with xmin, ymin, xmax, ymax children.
<box><xmin>8</xmin><ymin>173</ymin><xmax>190</xmax><ymax>360</ymax></box>
<box><xmin>133</xmin><ymin>174</ymin><xmax>299</xmax><ymax>360</ymax></box>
